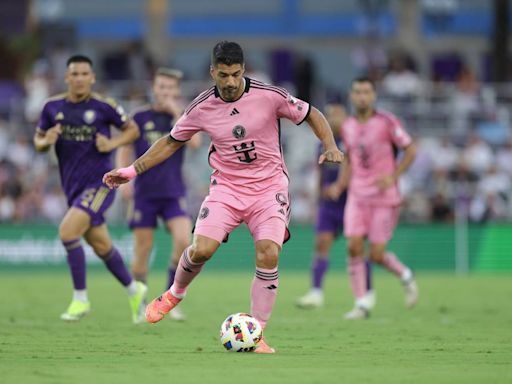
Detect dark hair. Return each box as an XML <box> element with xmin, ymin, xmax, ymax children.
<box><xmin>211</xmin><ymin>41</ymin><xmax>244</xmax><ymax>66</ymax></box>
<box><xmin>351</xmin><ymin>76</ymin><xmax>375</xmax><ymax>89</ymax></box>
<box><xmin>66</xmin><ymin>55</ymin><xmax>93</xmax><ymax>67</ymax></box>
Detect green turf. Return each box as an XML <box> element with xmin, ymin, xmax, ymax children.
<box><xmin>0</xmin><ymin>270</ymin><xmax>510</xmax><ymax>384</ymax></box>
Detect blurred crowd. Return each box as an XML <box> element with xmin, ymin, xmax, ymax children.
<box><xmin>1</xmin><ymin>48</ymin><xmax>511</xmax><ymax>225</ymax></box>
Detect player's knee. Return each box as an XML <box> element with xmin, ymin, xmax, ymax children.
<box><xmin>347</xmin><ymin>242</ymin><xmax>363</xmax><ymax>257</ymax></box>
<box><xmin>369</xmin><ymin>249</ymin><xmax>385</xmax><ymax>263</ymax></box>
<box><xmin>59</xmin><ymin>224</ymin><xmax>80</xmax><ymax>243</ymax></box>
<box><xmin>89</xmin><ymin>240</ymin><xmax>112</xmax><ymax>258</ymax></box>
<box><xmin>188</xmin><ymin>243</ymin><xmax>215</xmax><ymax>263</ymax></box>
<box><xmin>255</xmin><ymin>242</ymin><xmax>279</xmax><ymax>268</ymax></box>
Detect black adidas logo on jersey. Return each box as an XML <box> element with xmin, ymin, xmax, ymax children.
<box><xmin>230</xmin><ymin>108</ymin><xmax>240</xmax><ymax>116</ymax></box>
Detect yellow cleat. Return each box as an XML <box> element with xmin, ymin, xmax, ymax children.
<box><xmin>130</xmin><ymin>281</ymin><xmax>148</xmax><ymax>324</ymax></box>
<box><xmin>60</xmin><ymin>300</ymin><xmax>91</xmax><ymax>321</ymax></box>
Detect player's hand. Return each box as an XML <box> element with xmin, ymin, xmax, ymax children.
<box><xmin>318</xmin><ymin>148</ymin><xmax>344</xmax><ymax>164</ymax></box>
<box><xmin>95</xmin><ymin>133</ymin><xmax>114</xmax><ymax>153</ymax></box>
<box><xmin>376</xmin><ymin>175</ymin><xmax>396</xmax><ymax>190</ymax></box>
<box><xmin>45</xmin><ymin>124</ymin><xmax>62</xmax><ymax>145</ymax></box>
<box><xmin>103</xmin><ymin>169</ymin><xmax>132</xmax><ymax>189</ymax></box>
<box><xmin>323</xmin><ymin>183</ymin><xmax>343</xmax><ymax>201</ymax></box>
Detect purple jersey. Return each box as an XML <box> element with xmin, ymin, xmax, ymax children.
<box><xmin>132</xmin><ymin>107</ymin><xmax>186</xmax><ymax>199</ymax></box>
<box><xmin>318</xmin><ymin>139</ymin><xmax>347</xmax><ymax>207</ymax></box>
<box><xmin>36</xmin><ymin>93</ymin><xmax>127</xmax><ymax>204</ymax></box>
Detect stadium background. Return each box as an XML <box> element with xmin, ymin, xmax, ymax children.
<box><xmin>1</xmin><ymin>0</ymin><xmax>511</xmax><ymax>272</ymax></box>
<box><xmin>0</xmin><ymin>1</ymin><xmax>511</xmax><ymax>383</ymax></box>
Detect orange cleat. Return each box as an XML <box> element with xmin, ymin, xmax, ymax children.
<box><xmin>254</xmin><ymin>337</ymin><xmax>275</xmax><ymax>354</ymax></box>
<box><xmin>145</xmin><ymin>290</ymin><xmax>182</xmax><ymax>323</ymax></box>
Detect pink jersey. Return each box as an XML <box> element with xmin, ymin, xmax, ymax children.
<box><xmin>341</xmin><ymin>110</ymin><xmax>412</xmax><ymax>205</ymax></box>
<box><xmin>171</xmin><ymin>78</ymin><xmax>310</xmax><ymax>194</ymax></box>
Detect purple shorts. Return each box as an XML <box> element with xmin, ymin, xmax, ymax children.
<box><xmin>129</xmin><ymin>197</ymin><xmax>189</xmax><ymax>229</ymax></box>
<box><xmin>71</xmin><ymin>184</ymin><xmax>115</xmax><ymax>226</ymax></box>
<box><xmin>315</xmin><ymin>201</ymin><xmax>345</xmax><ymax>237</ymax></box>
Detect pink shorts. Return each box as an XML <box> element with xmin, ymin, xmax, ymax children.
<box><xmin>194</xmin><ymin>188</ymin><xmax>291</xmax><ymax>247</ymax></box>
<box><xmin>343</xmin><ymin>195</ymin><xmax>400</xmax><ymax>244</ymax></box>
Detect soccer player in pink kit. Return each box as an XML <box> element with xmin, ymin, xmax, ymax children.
<box><xmin>328</xmin><ymin>77</ymin><xmax>418</xmax><ymax>320</ymax></box>
<box><xmin>103</xmin><ymin>41</ymin><xmax>344</xmax><ymax>353</ymax></box>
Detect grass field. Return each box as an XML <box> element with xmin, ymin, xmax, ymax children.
<box><xmin>1</xmin><ymin>269</ymin><xmax>510</xmax><ymax>384</ymax></box>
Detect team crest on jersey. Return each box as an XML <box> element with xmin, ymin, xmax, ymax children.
<box><xmin>144</xmin><ymin>121</ymin><xmax>155</xmax><ymax>130</ymax></box>
<box><xmin>83</xmin><ymin>110</ymin><xmax>96</xmax><ymax>124</ymax></box>
<box><xmin>275</xmin><ymin>193</ymin><xmax>288</xmax><ymax>206</ymax></box>
<box><xmin>199</xmin><ymin>207</ymin><xmax>209</xmax><ymax>220</ymax></box>
<box><xmin>232</xmin><ymin>125</ymin><xmax>246</xmax><ymax>139</ymax></box>
<box><xmin>55</xmin><ymin>112</ymin><xmax>64</xmax><ymax>120</ymax></box>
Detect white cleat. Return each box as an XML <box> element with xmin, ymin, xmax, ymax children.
<box><xmin>168</xmin><ymin>305</ymin><xmax>186</xmax><ymax>321</ymax></box>
<box><xmin>296</xmin><ymin>290</ymin><xmax>324</xmax><ymax>309</ymax></box>
<box><xmin>365</xmin><ymin>290</ymin><xmax>377</xmax><ymax>310</ymax></box>
<box><xmin>343</xmin><ymin>306</ymin><xmax>369</xmax><ymax>320</ymax></box>
<box><xmin>404</xmin><ymin>278</ymin><xmax>419</xmax><ymax>308</ymax></box>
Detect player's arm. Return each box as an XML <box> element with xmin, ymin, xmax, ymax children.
<box><xmin>376</xmin><ymin>142</ymin><xmax>417</xmax><ymax>190</ymax></box>
<box><xmin>33</xmin><ymin>124</ymin><xmax>62</xmax><ymax>152</ymax></box>
<box><xmin>325</xmin><ymin>156</ymin><xmax>351</xmax><ymax>200</ymax></box>
<box><xmin>306</xmin><ymin>107</ymin><xmax>344</xmax><ymax>164</ymax></box>
<box><xmin>96</xmin><ymin>120</ymin><xmax>140</xmax><ymax>153</ymax></box>
<box><xmin>103</xmin><ymin>134</ymin><xmax>185</xmax><ymax>189</ymax></box>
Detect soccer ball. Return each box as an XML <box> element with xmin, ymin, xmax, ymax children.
<box><xmin>220</xmin><ymin>313</ymin><xmax>263</xmax><ymax>352</ymax></box>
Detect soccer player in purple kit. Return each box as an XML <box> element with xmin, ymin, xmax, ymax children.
<box><xmin>104</xmin><ymin>41</ymin><xmax>344</xmax><ymax>353</ymax></box>
<box><xmin>296</xmin><ymin>103</ymin><xmax>375</xmax><ymax>309</ymax></box>
<box><xmin>117</xmin><ymin>68</ymin><xmax>201</xmax><ymax>322</ymax></box>
<box><xmin>328</xmin><ymin>77</ymin><xmax>419</xmax><ymax>320</ymax></box>
<box><xmin>33</xmin><ymin>55</ymin><xmax>147</xmax><ymax>322</ymax></box>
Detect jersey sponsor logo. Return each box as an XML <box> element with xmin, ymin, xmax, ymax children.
<box><xmin>144</xmin><ymin>121</ymin><xmax>155</xmax><ymax>130</ymax></box>
<box><xmin>232</xmin><ymin>125</ymin><xmax>246</xmax><ymax>139</ymax></box>
<box><xmin>83</xmin><ymin>110</ymin><xmax>96</xmax><ymax>124</ymax></box>
<box><xmin>55</xmin><ymin>112</ymin><xmax>64</xmax><ymax>120</ymax></box>
<box><xmin>233</xmin><ymin>141</ymin><xmax>257</xmax><ymax>163</ymax></box>
<box><xmin>199</xmin><ymin>207</ymin><xmax>209</xmax><ymax>220</ymax></box>
<box><xmin>230</xmin><ymin>108</ymin><xmax>240</xmax><ymax>116</ymax></box>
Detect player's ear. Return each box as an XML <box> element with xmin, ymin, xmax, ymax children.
<box><xmin>209</xmin><ymin>65</ymin><xmax>215</xmax><ymax>80</ymax></box>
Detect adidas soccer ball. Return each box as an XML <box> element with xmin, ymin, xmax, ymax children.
<box><xmin>220</xmin><ymin>313</ymin><xmax>263</xmax><ymax>352</ymax></box>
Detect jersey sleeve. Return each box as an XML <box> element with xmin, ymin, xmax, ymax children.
<box><xmin>104</xmin><ymin>98</ymin><xmax>128</xmax><ymax>129</ymax></box>
<box><xmin>170</xmin><ymin>108</ymin><xmax>202</xmax><ymax>142</ymax></box>
<box><xmin>36</xmin><ymin>103</ymin><xmax>53</xmax><ymax>134</ymax></box>
<box><xmin>275</xmin><ymin>90</ymin><xmax>311</xmax><ymax>125</ymax></box>
<box><xmin>386</xmin><ymin>113</ymin><xmax>412</xmax><ymax>148</ymax></box>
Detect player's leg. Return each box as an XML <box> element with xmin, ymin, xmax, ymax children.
<box><xmin>145</xmin><ymin>234</ymin><xmax>220</xmax><ymax>323</ymax></box>
<box><xmin>296</xmin><ymin>231</ymin><xmax>334</xmax><ymax>308</ymax></box>
<box><xmin>247</xmin><ymin>189</ymin><xmax>291</xmax><ymax>354</ymax></box>
<box><xmin>58</xmin><ymin>207</ymin><xmax>93</xmax><ymax>320</ymax></box>
<box><xmin>131</xmin><ymin>228</ymin><xmax>154</xmax><ymax>284</ymax></box>
<box><xmin>84</xmin><ymin>224</ymin><xmax>147</xmax><ymax>323</ymax></box>
<box><xmin>343</xmin><ymin>196</ymin><xmax>370</xmax><ymax>319</ymax></box>
<box><xmin>145</xmin><ymin>196</ymin><xmax>239</xmax><ymax>323</ymax></box>
<box><xmin>164</xmin><ymin>215</ymin><xmax>192</xmax><ymax>321</ymax></box>
<box><xmin>365</xmin><ymin>259</ymin><xmax>376</xmax><ymax>310</ymax></box>
<box><xmin>368</xmin><ymin>206</ymin><xmax>418</xmax><ymax>308</ymax></box>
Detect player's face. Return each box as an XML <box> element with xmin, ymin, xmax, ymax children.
<box><xmin>210</xmin><ymin>63</ymin><xmax>245</xmax><ymax>101</ymax></box>
<box><xmin>350</xmin><ymin>82</ymin><xmax>376</xmax><ymax>113</ymax></box>
<box><xmin>153</xmin><ymin>75</ymin><xmax>181</xmax><ymax>106</ymax></box>
<box><xmin>65</xmin><ymin>62</ymin><xmax>95</xmax><ymax>97</ymax></box>
<box><xmin>325</xmin><ymin>104</ymin><xmax>346</xmax><ymax>135</ymax></box>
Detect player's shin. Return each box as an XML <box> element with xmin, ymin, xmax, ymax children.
<box><xmin>347</xmin><ymin>256</ymin><xmax>368</xmax><ymax>306</ymax></box>
<box><xmin>170</xmin><ymin>246</ymin><xmax>205</xmax><ymax>298</ymax></box>
<box><xmin>62</xmin><ymin>239</ymin><xmax>87</xmax><ymax>301</ymax></box>
<box><xmin>250</xmin><ymin>267</ymin><xmax>279</xmax><ymax>330</ymax></box>
<box><xmin>312</xmin><ymin>254</ymin><xmax>329</xmax><ymax>290</ymax></box>
<box><xmin>381</xmin><ymin>251</ymin><xmax>411</xmax><ymax>280</ymax></box>
<box><xmin>101</xmin><ymin>247</ymin><xmax>135</xmax><ymax>291</ymax></box>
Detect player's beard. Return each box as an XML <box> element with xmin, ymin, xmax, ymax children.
<box><xmin>221</xmin><ymin>86</ymin><xmax>239</xmax><ymax>101</ymax></box>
